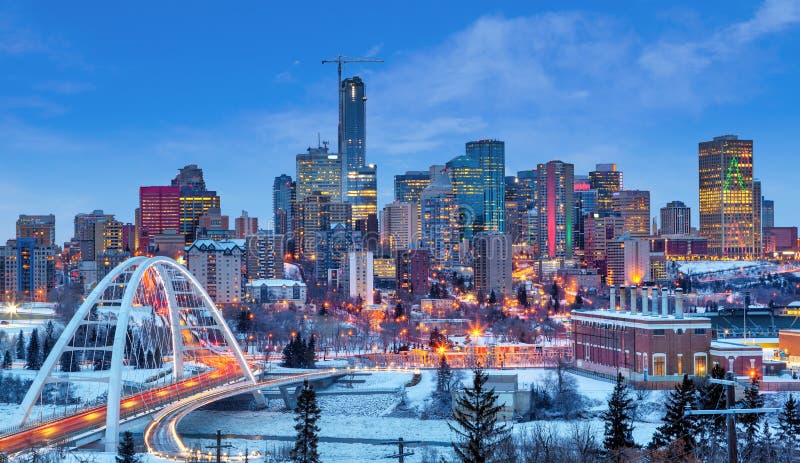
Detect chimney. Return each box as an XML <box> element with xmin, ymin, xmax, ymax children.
<box><xmin>661</xmin><ymin>287</ymin><xmax>669</xmax><ymax>317</ymax></box>
<box><xmin>609</xmin><ymin>286</ymin><xmax>616</xmax><ymax>311</ymax></box>
<box><xmin>642</xmin><ymin>286</ymin><xmax>649</xmax><ymax>315</ymax></box>
<box><xmin>619</xmin><ymin>286</ymin><xmax>626</xmax><ymax>311</ymax></box>
<box><xmin>630</xmin><ymin>286</ymin><xmax>638</xmax><ymax>313</ymax></box>
<box><xmin>676</xmin><ymin>288</ymin><xmax>684</xmax><ymax>319</ymax></box>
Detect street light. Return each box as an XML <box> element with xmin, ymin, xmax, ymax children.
<box><xmin>6</xmin><ymin>302</ymin><xmax>18</xmax><ymax>326</ymax></box>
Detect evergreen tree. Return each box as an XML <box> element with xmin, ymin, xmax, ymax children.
<box><xmin>395</xmin><ymin>302</ymin><xmax>404</xmax><ymax>319</ymax></box>
<box><xmin>488</xmin><ymin>290</ymin><xmax>497</xmax><ymax>305</ymax></box>
<box><xmin>42</xmin><ymin>320</ymin><xmax>55</xmax><ymax>360</ymax></box>
<box><xmin>449</xmin><ymin>366</ymin><xmax>510</xmax><ymax>463</ymax></box>
<box><xmin>291</xmin><ymin>380</ymin><xmax>321</xmax><ymax>463</ymax></box>
<box><xmin>696</xmin><ymin>363</ymin><xmax>727</xmax><ymax>438</ymax></box>
<box><xmin>116</xmin><ymin>430</ymin><xmax>140</xmax><ymax>463</ymax></box>
<box><xmin>738</xmin><ymin>377</ymin><xmax>763</xmax><ymax>439</ymax></box>
<box><xmin>25</xmin><ymin>328</ymin><xmax>41</xmax><ymax>370</ymax></box>
<box><xmin>650</xmin><ymin>374</ymin><xmax>696</xmax><ymax>452</ymax></box>
<box><xmin>516</xmin><ymin>286</ymin><xmax>528</xmax><ymax>308</ymax></box>
<box><xmin>2</xmin><ymin>350</ymin><xmax>12</xmax><ymax>369</ymax></box>
<box><xmin>777</xmin><ymin>394</ymin><xmax>800</xmax><ymax>445</ymax></box>
<box><xmin>602</xmin><ymin>373</ymin><xmax>636</xmax><ymax>461</ymax></box>
<box><xmin>15</xmin><ymin>330</ymin><xmax>25</xmax><ymax>360</ymax></box>
<box><xmin>304</xmin><ymin>335</ymin><xmax>316</xmax><ymax>369</ymax></box>
<box><xmin>436</xmin><ymin>354</ymin><xmax>453</xmax><ymax>395</ymax></box>
<box><xmin>60</xmin><ymin>351</ymin><xmax>81</xmax><ymax>372</ymax></box>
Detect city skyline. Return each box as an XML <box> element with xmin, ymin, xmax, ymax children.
<box><xmin>1</xmin><ymin>1</ymin><xmax>799</xmax><ymax>244</ymax></box>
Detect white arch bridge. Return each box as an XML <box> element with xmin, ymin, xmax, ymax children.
<box><xmin>0</xmin><ymin>256</ymin><xmax>267</xmax><ymax>454</ymax></box>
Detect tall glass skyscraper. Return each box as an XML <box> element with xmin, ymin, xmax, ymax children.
<box><xmin>273</xmin><ymin>174</ymin><xmax>294</xmax><ymax>236</ymax></box>
<box><xmin>465</xmin><ymin>139</ymin><xmax>505</xmax><ymax>232</ymax></box>
<box><xmin>535</xmin><ymin>160</ymin><xmax>574</xmax><ymax>259</ymax></box>
<box><xmin>394</xmin><ymin>170</ymin><xmax>431</xmax><ymax>244</ymax></box>
<box><xmin>341</xmin><ymin>76</ymin><xmax>366</xmax><ymax>197</ymax></box>
<box><xmin>446</xmin><ymin>154</ymin><xmax>483</xmax><ymax>239</ymax></box>
<box><xmin>296</xmin><ymin>144</ymin><xmax>342</xmax><ymax>202</ymax></box>
<box><xmin>346</xmin><ymin>165</ymin><xmax>378</xmax><ymax>224</ymax></box>
<box><xmin>589</xmin><ymin>163</ymin><xmax>623</xmax><ymax>216</ymax></box>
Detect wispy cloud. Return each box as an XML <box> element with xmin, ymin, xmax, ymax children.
<box><xmin>35</xmin><ymin>80</ymin><xmax>94</xmax><ymax>94</ymax></box>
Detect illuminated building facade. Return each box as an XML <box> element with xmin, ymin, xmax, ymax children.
<box><xmin>74</xmin><ymin>210</ymin><xmax>117</xmax><ymax>261</ymax></box>
<box><xmin>535</xmin><ymin>160</ymin><xmax>574</xmax><ymax>259</ymax></box>
<box><xmin>235</xmin><ymin>210</ymin><xmax>258</xmax><ymax>239</ymax></box>
<box><xmin>473</xmin><ymin>232</ymin><xmax>513</xmax><ymax>298</ymax></box>
<box><xmin>762</xmin><ymin>197</ymin><xmax>774</xmax><ymax>228</ymax></box>
<box><xmin>346</xmin><ymin>164</ymin><xmax>378</xmax><ymax>224</ymax></box>
<box><xmin>273</xmin><ymin>174</ymin><xmax>295</xmax><ymax>236</ymax></box>
<box><xmin>296</xmin><ymin>144</ymin><xmax>342</xmax><ymax>202</ymax></box>
<box><xmin>612</xmin><ymin>190</ymin><xmax>651</xmax><ymax>238</ymax></box>
<box><xmin>245</xmin><ymin>231</ymin><xmax>285</xmax><ymax>280</ymax></box>
<box><xmin>380</xmin><ymin>201</ymin><xmax>417</xmax><ymax>252</ymax></box>
<box><xmin>698</xmin><ymin>135</ymin><xmax>756</xmax><ymax>258</ymax></box>
<box><xmin>573</xmin><ymin>175</ymin><xmax>598</xmax><ymax>253</ymax></box>
<box><xmin>606</xmin><ymin>233</ymin><xmax>649</xmax><ymax>286</ymax></box>
<box><xmin>504</xmin><ymin>176</ymin><xmax>527</xmax><ymax>244</ymax></box>
<box><xmin>344</xmin><ymin>251</ymin><xmax>374</xmax><ymax>305</ymax></box>
<box><xmin>395</xmin><ymin>249</ymin><xmax>431</xmax><ymax>295</ymax></box>
<box><xmin>754</xmin><ymin>180</ymin><xmax>762</xmax><ymax>255</ymax></box>
<box><xmin>446</xmin><ymin>154</ymin><xmax>483</xmax><ymax>239</ymax></box>
<box><xmin>340</xmin><ymin>76</ymin><xmax>366</xmax><ymax>197</ymax></box>
<box><xmin>9</xmin><ymin>238</ymin><xmax>56</xmax><ymax>302</ymax></box>
<box><xmin>660</xmin><ymin>201</ymin><xmax>691</xmax><ymax>236</ymax></box>
<box><xmin>16</xmin><ymin>215</ymin><xmax>56</xmax><ymax>247</ymax></box>
<box><xmin>420</xmin><ymin>168</ymin><xmax>458</xmax><ymax>268</ymax></box>
<box><xmin>589</xmin><ymin>163</ymin><xmax>623</xmax><ymax>216</ymax></box>
<box><xmin>466</xmin><ymin>139</ymin><xmax>505</xmax><ymax>232</ymax></box>
<box><xmin>584</xmin><ymin>213</ymin><xmax>623</xmax><ymax>277</ymax></box>
<box><xmin>394</xmin><ymin>170</ymin><xmax>431</xmax><ymax>243</ymax></box>
<box><xmin>185</xmin><ymin>239</ymin><xmax>245</xmax><ymax>304</ymax></box>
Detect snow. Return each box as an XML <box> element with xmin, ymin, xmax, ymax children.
<box><xmin>677</xmin><ymin>260</ymin><xmax>773</xmax><ymax>275</ymax></box>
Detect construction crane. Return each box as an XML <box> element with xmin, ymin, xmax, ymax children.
<box><xmin>322</xmin><ymin>55</ymin><xmax>383</xmax><ymax>155</ymax></box>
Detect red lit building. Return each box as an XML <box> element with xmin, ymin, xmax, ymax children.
<box><xmin>649</xmin><ymin>235</ymin><xmax>708</xmax><ymax>257</ymax></box>
<box><xmin>395</xmin><ymin>249</ymin><xmax>430</xmax><ymax>296</ymax></box>
<box><xmin>138</xmin><ymin>186</ymin><xmax>180</xmax><ymax>253</ymax></box>
<box><xmin>763</xmin><ymin>227</ymin><xmax>798</xmax><ymax>254</ymax></box>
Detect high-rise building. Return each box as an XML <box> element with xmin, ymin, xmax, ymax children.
<box><xmin>446</xmin><ymin>154</ymin><xmax>483</xmax><ymax>239</ymax></box>
<box><xmin>296</xmin><ymin>144</ymin><xmax>342</xmax><ymax>202</ymax></box>
<box><xmin>589</xmin><ymin>163</ymin><xmax>623</xmax><ymax>216</ymax></box>
<box><xmin>395</xmin><ymin>249</ymin><xmax>431</xmax><ymax>296</ymax></box>
<box><xmin>504</xmin><ymin>176</ymin><xmax>526</xmax><ymax>244</ymax></box>
<box><xmin>420</xmin><ymin>167</ymin><xmax>458</xmax><ymax>268</ymax></box>
<box><xmin>74</xmin><ymin>210</ymin><xmax>119</xmax><ymax>261</ymax></box>
<box><xmin>466</xmin><ymin>139</ymin><xmax>505</xmax><ymax>232</ymax></box>
<box><xmin>606</xmin><ymin>233</ymin><xmax>650</xmax><ymax>286</ymax></box>
<box><xmin>394</xmin><ymin>170</ymin><xmax>431</xmax><ymax>244</ymax></box>
<box><xmin>345</xmin><ymin>251</ymin><xmax>374</xmax><ymax>305</ymax></box>
<box><xmin>7</xmin><ymin>238</ymin><xmax>56</xmax><ymax>302</ymax></box>
<box><xmin>245</xmin><ymin>231</ymin><xmax>284</xmax><ymax>281</ymax></box>
<box><xmin>171</xmin><ymin>165</ymin><xmax>221</xmax><ymax>245</ymax></box>
<box><xmin>585</xmin><ymin>213</ymin><xmax>623</xmax><ymax>276</ymax></box>
<box><xmin>516</xmin><ymin>170</ymin><xmax>536</xmax><ymax>211</ymax></box>
<box><xmin>535</xmin><ymin>160</ymin><xmax>575</xmax><ymax>259</ymax></box>
<box><xmin>235</xmin><ymin>210</ymin><xmax>258</xmax><ymax>239</ymax></box>
<box><xmin>139</xmin><ymin>187</ymin><xmax>180</xmax><ymax>249</ymax></box>
<box><xmin>273</xmin><ymin>174</ymin><xmax>295</xmax><ymax>236</ymax></box>
<box><xmin>573</xmin><ymin>175</ymin><xmax>598</xmax><ymax>253</ymax></box>
<box><xmin>762</xmin><ymin>197</ymin><xmax>774</xmax><ymax>229</ymax></box>
<box><xmin>185</xmin><ymin>239</ymin><xmax>245</xmax><ymax>304</ymax></box>
<box><xmin>340</xmin><ymin>76</ymin><xmax>367</xmax><ymax>197</ymax></box>
<box><xmin>612</xmin><ymin>190</ymin><xmax>651</xmax><ymax>238</ymax></box>
<box><xmin>698</xmin><ymin>135</ymin><xmax>756</xmax><ymax>258</ymax></box>
<box><xmin>346</xmin><ymin>164</ymin><xmax>378</xmax><ymax>224</ymax></box>
<box><xmin>16</xmin><ymin>215</ymin><xmax>56</xmax><ymax>247</ymax></box>
<box><xmin>473</xmin><ymin>232</ymin><xmax>512</xmax><ymax>298</ymax></box>
<box><xmin>754</xmin><ymin>179</ymin><xmax>762</xmax><ymax>256</ymax></box>
<box><xmin>660</xmin><ymin>201</ymin><xmax>691</xmax><ymax>236</ymax></box>
<box><xmin>380</xmin><ymin>202</ymin><xmax>417</xmax><ymax>252</ymax></box>
<box><xmin>196</xmin><ymin>207</ymin><xmax>231</xmax><ymax>240</ymax></box>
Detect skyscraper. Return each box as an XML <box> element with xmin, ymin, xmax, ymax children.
<box><xmin>16</xmin><ymin>214</ymin><xmax>56</xmax><ymax>247</ymax></box>
<box><xmin>446</xmin><ymin>154</ymin><xmax>483</xmax><ymax>239</ymax></box>
<box><xmin>535</xmin><ymin>160</ymin><xmax>574</xmax><ymax>259</ymax></box>
<box><xmin>589</xmin><ymin>163</ymin><xmax>623</xmax><ymax>216</ymax></box>
<box><xmin>466</xmin><ymin>139</ymin><xmax>505</xmax><ymax>232</ymax></box>
<box><xmin>762</xmin><ymin>197</ymin><xmax>775</xmax><ymax>228</ymax></box>
<box><xmin>235</xmin><ymin>211</ymin><xmax>258</xmax><ymax>239</ymax></box>
<box><xmin>296</xmin><ymin>144</ymin><xmax>342</xmax><ymax>202</ymax></box>
<box><xmin>660</xmin><ymin>201</ymin><xmax>691</xmax><ymax>235</ymax></box>
<box><xmin>341</xmin><ymin>76</ymin><xmax>366</xmax><ymax>197</ymax></box>
<box><xmin>138</xmin><ymin>186</ymin><xmax>180</xmax><ymax>252</ymax></box>
<box><xmin>754</xmin><ymin>179</ymin><xmax>762</xmax><ymax>256</ymax></box>
<box><xmin>171</xmin><ymin>164</ymin><xmax>221</xmax><ymax>244</ymax></box>
<box><xmin>273</xmin><ymin>174</ymin><xmax>294</xmax><ymax>236</ymax></box>
<box><xmin>380</xmin><ymin>202</ymin><xmax>417</xmax><ymax>252</ymax></box>
<box><xmin>420</xmin><ymin>167</ymin><xmax>458</xmax><ymax>268</ymax></box>
<box><xmin>473</xmin><ymin>232</ymin><xmax>512</xmax><ymax>298</ymax></box>
<box><xmin>346</xmin><ymin>164</ymin><xmax>378</xmax><ymax>225</ymax></box>
<box><xmin>573</xmin><ymin>176</ymin><xmax>598</xmax><ymax>253</ymax></box>
<box><xmin>612</xmin><ymin>190</ymin><xmax>651</xmax><ymax>238</ymax></box>
<box><xmin>394</xmin><ymin>170</ymin><xmax>431</xmax><ymax>244</ymax></box>
<box><xmin>698</xmin><ymin>135</ymin><xmax>756</xmax><ymax>258</ymax></box>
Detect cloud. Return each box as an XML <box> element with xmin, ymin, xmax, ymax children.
<box><xmin>365</xmin><ymin>43</ymin><xmax>383</xmax><ymax>58</ymax></box>
<box><xmin>35</xmin><ymin>81</ymin><xmax>94</xmax><ymax>94</ymax></box>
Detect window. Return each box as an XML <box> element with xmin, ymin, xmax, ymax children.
<box><xmin>653</xmin><ymin>354</ymin><xmax>666</xmax><ymax>376</ymax></box>
<box><xmin>694</xmin><ymin>354</ymin><xmax>708</xmax><ymax>376</ymax></box>
<box><xmin>652</xmin><ymin>329</ymin><xmax>665</xmax><ymax>335</ymax></box>
<box><xmin>695</xmin><ymin>329</ymin><xmax>706</xmax><ymax>335</ymax></box>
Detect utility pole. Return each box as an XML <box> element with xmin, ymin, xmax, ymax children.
<box><xmin>321</xmin><ymin>55</ymin><xmax>383</xmax><ymax>155</ymax></box>
<box><xmin>381</xmin><ymin>437</ymin><xmax>418</xmax><ymax>463</ymax></box>
<box><xmin>685</xmin><ymin>373</ymin><xmax>779</xmax><ymax>463</ymax></box>
<box><xmin>205</xmin><ymin>430</ymin><xmax>233</xmax><ymax>463</ymax></box>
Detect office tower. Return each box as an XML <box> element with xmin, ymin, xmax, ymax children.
<box><xmin>585</xmin><ymin>213</ymin><xmax>623</xmax><ymax>275</ymax></box>
<box><xmin>762</xmin><ymin>197</ymin><xmax>774</xmax><ymax>228</ymax></box>
<box><xmin>315</xmin><ymin>222</ymin><xmax>357</xmax><ymax>283</ymax></box>
<box><xmin>420</xmin><ymin>167</ymin><xmax>458</xmax><ymax>268</ymax></box>
<box><xmin>473</xmin><ymin>232</ymin><xmax>512</xmax><ymax>298</ymax></box>
<box><xmin>380</xmin><ymin>202</ymin><xmax>417</xmax><ymax>252</ymax></box>
<box><xmin>698</xmin><ymin>135</ymin><xmax>756</xmax><ymax>258</ymax></box>
<box><xmin>395</xmin><ymin>249</ymin><xmax>431</xmax><ymax>296</ymax></box>
<box><xmin>296</xmin><ymin>144</ymin><xmax>342</xmax><ymax>202</ymax></box>
<box><xmin>121</xmin><ymin>223</ymin><xmax>136</xmax><ymax>253</ymax></box>
<box><xmin>660</xmin><ymin>201</ymin><xmax>691</xmax><ymax>235</ymax></box>
<box><xmin>345</xmin><ymin>251</ymin><xmax>374</xmax><ymax>305</ymax></box>
<box><xmin>139</xmin><ymin>186</ymin><xmax>181</xmax><ymax>252</ymax></box>
<box><xmin>466</xmin><ymin>139</ymin><xmax>505</xmax><ymax>232</ymax></box>
<box><xmin>340</xmin><ymin>76</ymin><xmax>367</xmax><ymax>198</ymax></box>
<box><xmin>516</xmin><ymin>170</ymin><xmax>536</xmax><ymax>211</ymax></box>
<box><xmin>612</xmin><ymin>190</ymin><xmax>651</xmax><ymax>238</ymax></box>
<box><xmin>573</xmin><ymin>175</ymin><xmax>598</xmax><ymax>253</ymax></box>
<box><xmin>171</xmin><ymin>164</ymin><xmax>221</xmax><ymax>244</ymax></box>
<box><xmin>346</xmin><ymin>164</ymin><xmax>378</xmax><ymax>224</ymax></box>
<box><xmin>394</xmin><ymin>170</ymin><xmax>431</xmax><ymax>244</ymax></box>
<box><xmin>606</xmin><ymin>233</ymin><xmax>650</xmax><ymax>286</ymax></box>
<box><xmin>74</xmin><ymin>210</ymin><xmax>119</xmax><ymax>261</ymax></box>
<box><xmin>589</xmin><ymin>163</ymin><xmax>623</xmax><ymax>216</ymax></box>
<box><xmin>16</xmin><ymin>215</ymin><xmax>56</xmax><ymax>247</ymax></box>
<box><xmin>245</xmin><ymin>231</ymin><xmax>285</xmax><ymax>281</ymax></box>
<box><xmin>9</xmin><ymin>238</ymin><xmax>56</xmax><ymax>302</ymax></box>
<box><xmin>0</xmin><ymin>245</ymin><xmax>15</xmax><ymax>302</ymax></box>
<box><xmin>754</xmin><ymin>179</ymin><xmax>762</xmax><ymax>256</ymax></box>
<box><xmin>504</xmin><ymin>176</ymin><xmax>525</xmax><ymax>244</ymax></box>
<box><xmin>196</xmin><ymin>207</ymin><xmax>232</xmax><ymax>240</ymax></box>
<box><xmin>235</xmin><ymin>211</ymin><xmax>258</xmax><ymax>239</ymax></box>
<box><xmin>273</xmin><ymin>174</ymin><xmax>295</xmax><ymax>235</ymax></box>
<box><xmin>446</xmin><ymin>154</ymin><xmax>483</xmax><ymax>239</ymax></box>
<box><xmin>535</xmin><ymin>160</ymin><xmax>575</xmax><ymax>259</ymax></box>
<box><xmin>185</xmin><ymin>239</ymin><xmax>245</xmax><ymax>304</ymax></box>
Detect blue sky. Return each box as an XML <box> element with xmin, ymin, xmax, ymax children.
<box><xmin>1</xmin><ymin>0</ymin><xmax>799</xmax><ymax>244</ymax></box>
